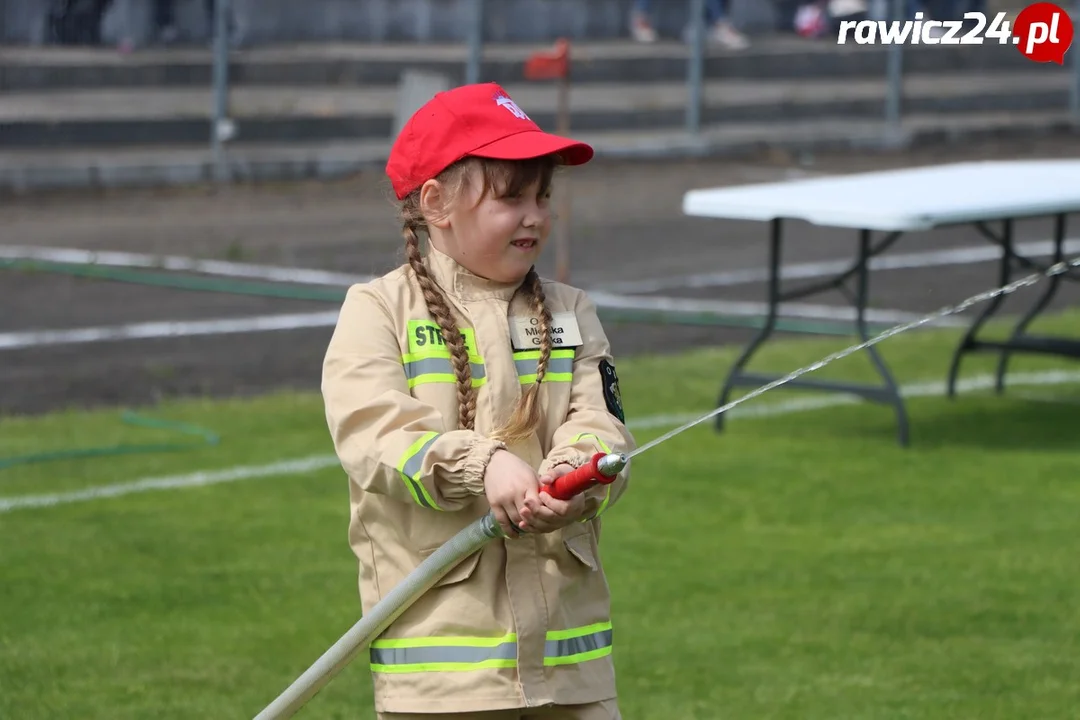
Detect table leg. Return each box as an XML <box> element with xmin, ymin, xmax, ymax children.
<box><xmin>946</xmin><ymin>218</ymin><xmax>1014</xmax><ymax>398</ymax></box>
<box><xmin>948</xmin><ymin>215</ymin><xmax>1080</xmax><ymax>397</ymax></box>
<box><xmin>854</xmin><ymin>229</ymin><xmax>909</xmax><ymax>447</ymax></box>
<box><xmin>715</xmin><ymin>218</ymin><xmax>782</xmax><ymax>432</ymax></box>
<box><xmin>714</xmin><ymin>224</ymin><xmax>911</xmax><ymax>446</ymax></box>
<box><xmin>994</xmin><ymin>213</ymin><xmax>1070</xmax><ymax>393</ymax></box>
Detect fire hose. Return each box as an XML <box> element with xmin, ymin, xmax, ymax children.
<box><xmin>252</xmin><ymin>452</ymin><xmax>627</xmax><ymax>720</ymax></box>
<box><xmin>254</xmin><ymin>254</ymin><xmax>1080</xmax><ymax>720</ymax></box>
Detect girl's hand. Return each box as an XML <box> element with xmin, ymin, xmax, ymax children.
<box><xmin>483</xmin><ymin>450</ymin><xmax>541</xmax><ymax>538</ymax></box>
<box><xmin>518</xmin><ymin>463</ymin><xmax>587</xmax><ymax>533</ymax></box>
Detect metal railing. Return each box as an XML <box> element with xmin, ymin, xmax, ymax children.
<box><xmin>194</xmin><ymin>0</ymin><xmax>1080</xmax><ymax>182</ymax></box>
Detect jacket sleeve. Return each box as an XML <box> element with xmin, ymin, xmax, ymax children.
<box><xmin>539</xmin><ymin>289</ymin><xmax>637</xmax><ymax>520</ymax></box>
<box><xmin>322</xmin><ymin>283</ymin><xmax>505</xmax><ymax>512</ymax></box>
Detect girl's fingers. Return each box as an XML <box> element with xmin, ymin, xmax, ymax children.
<box><xmin>517</xmin><ymin>487</ymin><xmax>587</xmax><ymax>532</ymax></box>
<box><xmin>518</xmin><ymin>505</ymin><xmax>535</xmax><ymax>530</ymax></box>
<box><xmin>522</xmin><ymin>485</ymin><xmax>540</xmax><ymax>509</ymax></box>
<box><xmin>520</xmin><ymin>502</ymin><xmax>557</xmax><ymax>529</ymax></box>
<box><xmin>520</xmin><ymin>505</ymin><xmax>553</xmax><ymax>524</ymax></box>
<box><xmin>520</xmin><ymin>511</ymin><xmax>559</xmax><ymax>533</ymax></box>
<box><xmin>492</xmin><ymin>506</ymin><xmax>516</xmax><ymax>537</ymax></box>
<box><xmin>538</xmin><ymin>493</ymin><xmax>572</xmax><ymax>515</ymax></box>
<box><xmin>505</xmin><ymin>502</ymin><xmax>524</xmax><ymax>532</ymax></box>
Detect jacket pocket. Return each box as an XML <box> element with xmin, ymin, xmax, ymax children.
<box><xmin>562</xmin><ymin>524</ymin><xmax>599</xmax><ymax>572</ymax></box>
<box><xmin>418</xmin><ymin>546</ymin><xmax>483</xmax><ymax>587</ymax></box>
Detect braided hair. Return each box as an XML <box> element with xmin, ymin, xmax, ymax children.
<box><xmin>397</xmin><ymin>155</ymin><xmax>557</xmax><ymax>441</ymax></box>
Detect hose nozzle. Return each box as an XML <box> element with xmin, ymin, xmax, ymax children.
<box><xmin>597</xmin><ymin>452</ymin><xmax>628</xmax><ymax>477</ymax></box>
<box><xmin>539</xmin><ymin>451</ymin><xmax>627</xmax><ymax>501</ymax></box>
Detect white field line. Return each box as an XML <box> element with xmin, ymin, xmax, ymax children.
<box><xmin>0</xmin><ymin>311</ymin><xmax>342</xmax><ymax>350</ymax></box>
<box><xmin>600</xmin><ymin>237</ymin><xmax>1080</xmax><ymax>294</ymax></box>
<box><xmin>1009</xmin><ymin>390</ymin><xmax>1080</xmax><ymax>407</ymax></box>
<box><xmin>0</xmin><ymin>245</ymin><xmax>371</xmax><ymax>287</ymax></box>
<box><xmin>0</xmin><ymin>456</ymin><xmax>342</xmax><ymax>513</ymax></box>
<box><xmin>0</xmin><ymin>297</ymin><xmax>948</xmax><ymax>352</ymax></box>
<box><xmin>626</xmin><ymin>368</ymin><xmax>1080</xmax><ymax>430</ymax></box>
<box><xmin>587</xmin><ymin>291</ymin><xmax>967</xmax><ymax>327</ymax></box>
<box><xmin>2</xmin><ymin>369</ymin><xmax>1078</xmax><ymax>515</ymax></box>
<box><xmin>5</xmin><ymin>238</ymin><xmax>1078</xmax><ymax>295</ymax></box>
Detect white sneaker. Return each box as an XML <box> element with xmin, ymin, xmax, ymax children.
<box><xmin>709</xmin><ymin>20</ymin><xmax>750</xmax><ymax>50</ymax></box>
<box><xmin>630</xmin><ymin>12</ymin><xmax>658</xmax><ymax>43</ymax></box>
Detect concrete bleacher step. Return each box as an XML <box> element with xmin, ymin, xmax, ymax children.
<box><xmin>0</xmin><ymin>38</ymin><xmax>1054</xmax><ymax>92</ymax></box>
<box><xmin>1</xmin><ymin>70</ymin><xmax>1072</xmax><ymax>150</ymax></box>
<box><xmin>3</xmin><ymin>108</ymin><xmax>1076</xmax><ymax>193</ymax></box>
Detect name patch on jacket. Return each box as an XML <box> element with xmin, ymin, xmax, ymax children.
<box><xmin>509</xmin><ymin>311</ymin><xmax>583</xmax><ymax>350</ymax></box>
<box><xmin>408</xmin><ymin>319</ymin><xmax>477</xmax><ymax>356</ymax></box>
<box><xmin>599</xmin><ymin>359</ymin><xmax>625</xmax><ymax>423</ymax></box>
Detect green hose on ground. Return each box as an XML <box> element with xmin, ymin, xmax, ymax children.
<box><xmin>0</xmin><ymin>411</ymin><xmax>220</xmax><ymax>471</ymax></box>
<box><xmin>1</xmin><ymin>257</ymin><xmax>885</xmax><ymax>337</ymax></box>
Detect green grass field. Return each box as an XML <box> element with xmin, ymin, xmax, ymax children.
<box><xmin>3</xmin><ymin>312</ymin><xmax>1080</xmax><ymax>720</ymax></box>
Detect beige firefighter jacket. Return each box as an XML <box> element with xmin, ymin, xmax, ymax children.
<box><xmin>322</xmin><ymin>245</ymin><xmax>637</xmax><ymax>714</ymax></box>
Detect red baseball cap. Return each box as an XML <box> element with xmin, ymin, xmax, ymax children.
<box><xmin>386</xmin><ymin>82</ymin><xmax>594</xmax><ymax>200</ymax></box>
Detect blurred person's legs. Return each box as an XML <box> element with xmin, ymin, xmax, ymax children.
<box><xmin>90</xmin><ymin>0</ymin><xmax>113</xmax><ymax>43</ymax></box>
<box><xmin>205</xmin><ymin>0</ymin><xmax>217</xmax><ymax>38</ymax></box>
<box><xmin>47</xmin><ymin>0</ymin><xmax>113</xmax><ymax>45</ymax></box>
<box><xmin>947</xmin><ymin>0</ymin><xmax>987</xmax><ymax>20</ymax></box>
<box><xmin>153</xmin><ymin>0</ymin><xmax>178</xmax><ymax>42</ymax></box>
<box><xmin>629</xmin><ymin>0</ymin><xmax>658</xmax><ymax>42</ymax></box>
<box><xmin>204</xmin><ymin>0</ymin><xmax>244</xmax><ymax>46</ymax></box>
<box><xmin>904</xmin><ymin>0</ymin><xmax>942</xmax><ymax>38</ymax></box>
<box><xmin>704</xmin><ymin>0</ymin><xmax>750</xmax><ymax>49</ymax></box>
<box><xmin>680</xmin><ymin>0</ymin><xmax>750</xmax><ymax>49</ymax></box>
<box><xmin>905</xmin><ymin>0</ymin><xmax>985</xmax><ymax>19</ymax></box>
<box><xmin>906</xmin><ymin>0</ymin><xmax>985</xmax><ymax>34</ymax></box>
<box><xmin>631</xmin><ymin>0</ymin><xmax>749</xmax><ymax>49</ymax></box>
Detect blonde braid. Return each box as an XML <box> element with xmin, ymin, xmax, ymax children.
<box><xmin>403</xmin><ymin>224</ymin><xmax>477</xmax><ymax>431</ymax></box>
<box><xmin>492</xmin><ymin>268</ymin><xmax>552</xmax><ymax>445</ymax></box>
<box><xmin>527</xmin><ymin>270</ymin><xmax>553</xmax><ymax>386</ymax></box>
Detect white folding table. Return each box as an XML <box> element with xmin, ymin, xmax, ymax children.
<box><xmin>681</xmin><ymin>159</ymin><xmax>1080</xmax><ymax>447</ymax></box>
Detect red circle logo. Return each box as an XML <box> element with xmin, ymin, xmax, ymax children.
<box><xmin>1013</xmin><ymin>2</ymin><xmax>1074</xmax><ymax>64</ymax></box>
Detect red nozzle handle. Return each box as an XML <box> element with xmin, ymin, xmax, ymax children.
<box><xmin>539</xmin><ymin>452</ymin><xmax>616</xmax><ymax>501</ymax></box>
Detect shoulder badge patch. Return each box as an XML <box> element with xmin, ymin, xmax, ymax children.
<box><xmin>599</xmin><ymin>359</ymin><xmax>625</xmax><ymax>423</ymax></box>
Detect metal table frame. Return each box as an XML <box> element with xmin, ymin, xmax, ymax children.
<box><xmin>681</xmin><ymin>161</ymin><xmax>1080</xmax><ymax>448</ymax></box>
<box><xmin>947</xmin><ymin>214</ymin><xmax>1079</xmax><ymax>399</ymax></box>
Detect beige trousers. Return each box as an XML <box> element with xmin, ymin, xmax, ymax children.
<box><xmin>378</xmin><ymin>699</ymin><xmax>621</xmax><ymax>720</ymax></box>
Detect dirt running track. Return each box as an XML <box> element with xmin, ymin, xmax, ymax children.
<box><xmin>2</xmin><ymin>136</ymin><xmax>1079</xmax><ymax>417</ymax></box>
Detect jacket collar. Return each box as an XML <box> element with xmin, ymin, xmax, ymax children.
<box><xmin>424</xmin><ymin>242</ymin><xmax>525</xmax><ymax>303</ymax></box>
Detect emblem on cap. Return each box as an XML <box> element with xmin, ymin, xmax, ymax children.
<box><xmin>494</xmin><ymin>91</ymin><xmax>530</xmax><ymax>120</ymax></box>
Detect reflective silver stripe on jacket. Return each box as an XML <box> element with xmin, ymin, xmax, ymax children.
<box><xmin>396</xmin><ymin>432</ymin><xmax>441</xmax><ymax>509</ymax></box>
<box><xmin>544</xmin><ymin>623</ymin><xmax>613</xmax><ymax>666</ymax></box>
<box><xmin>369</xmin><ymin>635</ymin><xmax>518</xmax><ymax>673</ymax></box>
<box><xmin>371</xmin><ymin>641</ymin><xmax>517</xmax><ymax>666</ymax></box>
<box><xmin>513</xmin><ymin>356</ymin><xmax>574</xmax><ymax>379</ymax></box>
<box><xmin>403</xmin><ymin>357</ymin><xmax>486</xmax><ymax>386</ymax></box>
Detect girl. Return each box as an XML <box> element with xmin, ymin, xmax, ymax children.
<box><xmin>321</xmin><ymin>83</ymin><xmax>636</xmax><ymax>720</ymax></box>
